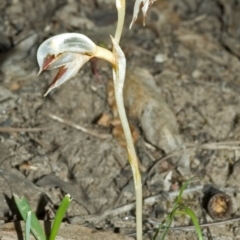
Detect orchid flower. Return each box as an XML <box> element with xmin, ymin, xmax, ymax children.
<box><xmin>37</xmin><ymin>1</ymin><xmax>143</xmax><ymax>239</ymax></box>
<box><xmin>37</xmin><ymin>33</ymin><xmax>115</xmax><ymax>96</ymax></box>
<box><xmin>130</xmin><ymin>0</ymin><xmax>156</xmax><ymax>29</ymax></box>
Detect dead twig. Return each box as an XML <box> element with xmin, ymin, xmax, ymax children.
<box><xmin>147</xmin><ymin>151</ymin><xmax>181</xmax><ymax>178</ymax></box>
<box><xmin>70</xmin><ymin>184</ymin><xmax>203</xmax><ymax>224</ymax></box>
<box><xmin>43</xmin><ymin>112</ymin><xmax>111</xmax><ymax>139</ymax></box>
<box><xmin>144</xmin><ymin>185</ymin><xmax>203</xmax><ymax>205</ymax></box>
<box><xmin>187</xmin><ymin>141</ymin><xmax>240</xmax><ymax>151</ymax></box>
<box><xmin>147</xmin><ymin>216</ymin><xmax>240</xmax><ymax>231</ymax></box>
<box><xmin>71</xmin><ymin>183</ymin><xmax>240</xmax><ymax>225</ymax></box>
<box><xmin>0</xmin><ymin>127</ymin><xmax>49</xmax><ymax>133</ymax></box>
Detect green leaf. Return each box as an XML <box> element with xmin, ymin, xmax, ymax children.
<box><xmin>25</xmin><ymin>211</ymin><xmax>31</xmax><ymax>240</ymax></box>
<box><xmin>49</xmin><ymin>194</ymin><xmax>72</xmax><ymax>240</ymax></box>
<box><xmin>13</xmin><ymin>194</ymin><xmax>46</xmax><ymax>240</ymax></box>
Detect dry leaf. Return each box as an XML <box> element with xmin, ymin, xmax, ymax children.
<box><xmin>97</xmin><ymin>112</ymin><xmax>111</xmax><ymax>127</ymax></box>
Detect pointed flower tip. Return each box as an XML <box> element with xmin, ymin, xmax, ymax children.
<box><xmin>44</xmin><ymin>85</ymin><xmax>53</xmax><ymax>97</ymax></box>
<box><xmin>43</xmin><ymin>91</ymin><xmax>49</xmax><ymax>97</ymax></box>
<box><xmin>130</xmin><ymin>0</ymin><xmax>156</xmax><ymax>28</ymax></box>
<box><xmin>37</xmin><ymin>69</ymin><xmax>42</xmax><ymax>76</ymax></box>
<box><xmin>129</xmin><ymin>19</ymin><xmax>135</xmax><ymax>30</ymax></box>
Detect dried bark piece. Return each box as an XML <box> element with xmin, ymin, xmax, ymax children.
<box><xmin>123</xmin><ymin>67</ymin><xmax>190</xmax><ymax>170</ymax></box>
<box><xmin>124</xmin><ymin>67</ymin><xmax>182</xmax><ymax>153</ymax></box>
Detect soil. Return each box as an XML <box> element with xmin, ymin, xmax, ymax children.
<box><xmin>1</xmin><ymin>0</ymin><xmax>240</xmax><ymax>239</ymax></box>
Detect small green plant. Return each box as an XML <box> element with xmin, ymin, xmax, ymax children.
<box><xmin>152</xmin><ymin>178</ymin><xmax>203</xmax><ymax>240</ymax></box>
<box><xmin>14</xmin><ymin>194</ymin><xmax>71</xmax><ymax>240</ymax></box>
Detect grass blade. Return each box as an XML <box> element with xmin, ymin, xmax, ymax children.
<box><xmin>153</xmin><ymin>205</ymin><xmax>181</xmax><ymax>240</ymax></box>
<box><xmin>176</xmin><ymin>206</ymin><xmax>203</xmax><ymax>240</ymax></box>
<box><xmin>49</xmin><ymin>194</ymin><xmax>72</xmax><ymax>240</ymax></box>
<box><xmin>152</xmin><ymin>177</ymin><xmax>198</xmax><ymax>240</ymax></box>
<box><xmin>175</xmin><ymin>177</ymin><xmax>196</xmax><ymax>206</ymax></box>
<box><xmin>13</xmin><ymin>194</ymin><xmax>46</xmax><ymax>240</ymax></box>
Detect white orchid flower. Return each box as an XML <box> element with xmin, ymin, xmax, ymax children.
<box><xmin>130</xmin><ymin>0</ymin><xmax>156</xmax><ymax>29</ymax></box>
<box><xmin>37</xmin><ymin>2</ymin><xmax>144</xmax><ymax>236</ymax></box>
<box><xmin>37</xmin><ymin>33</ymin><xmax>115</xmax><ymax>96</ymax></box>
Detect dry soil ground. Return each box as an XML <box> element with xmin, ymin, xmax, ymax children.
<box><xmin>1</xmin><ymin>0</ymin><xmax>240</xmax><ymax>239</ymax></box>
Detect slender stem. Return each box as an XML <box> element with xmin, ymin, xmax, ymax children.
<box><xmin>113</xmin><ymin>1</ymin><xmax>142</xmax><ymax>239</ymax></box>
<box><xmin>111</xmin><ymin>35</ymin><xmax>142</xmax><ymax>240</ymax></box>
<box><xmin>115</xmin><ymin>88</ymin><xmax>143</xmax><ymax>240</ymax></box>
<box><xmin>115</xmin><ymin>0</ymin><xmax>126</xmax><ymax>44</ymax></box>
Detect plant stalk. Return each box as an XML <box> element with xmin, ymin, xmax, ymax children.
<box><xmin>112</xmin><ymin>2</ymin><xmax>143</xmax><ymax>238</ymax></box>
<box><xmin>115</xmin><ymin>0</ymin><xmax>126</xmax><ymax>44</ymax></box>
<box><xmin>95</xmin><ymin>46</ymin><xmax>116</xmax><ymax>66</ymax></box>
<box><xmin>115</xmin><ymin>90</ymin><xmax>142</xmax><ymax>240</ymax></box>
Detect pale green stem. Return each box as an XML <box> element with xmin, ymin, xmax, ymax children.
<box><xmin>114</xmin><ymin>0</ymin><xmax>126</xmax><ymax>44</ymax></box>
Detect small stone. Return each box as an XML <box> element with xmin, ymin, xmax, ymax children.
<box><xmin>154</xmin><ymin>53</ymin><xmax>168</xmax><ymax>63</ymax></box>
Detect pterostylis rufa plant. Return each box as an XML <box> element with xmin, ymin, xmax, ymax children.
<box><xmin>37</xmin><ymin>1</ymin><xmax>155</xmax><ymax>239</ymax></box>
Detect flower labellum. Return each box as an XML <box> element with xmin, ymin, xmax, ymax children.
<box><xmin>37</xmin><ymin>33</ymin><xmax>97</xmax><ymax>96</ymax></box>
<box><xmin>130</xmin><ymin>0</ymin><xmax>156</xmax><ymax>29</ymax></box>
